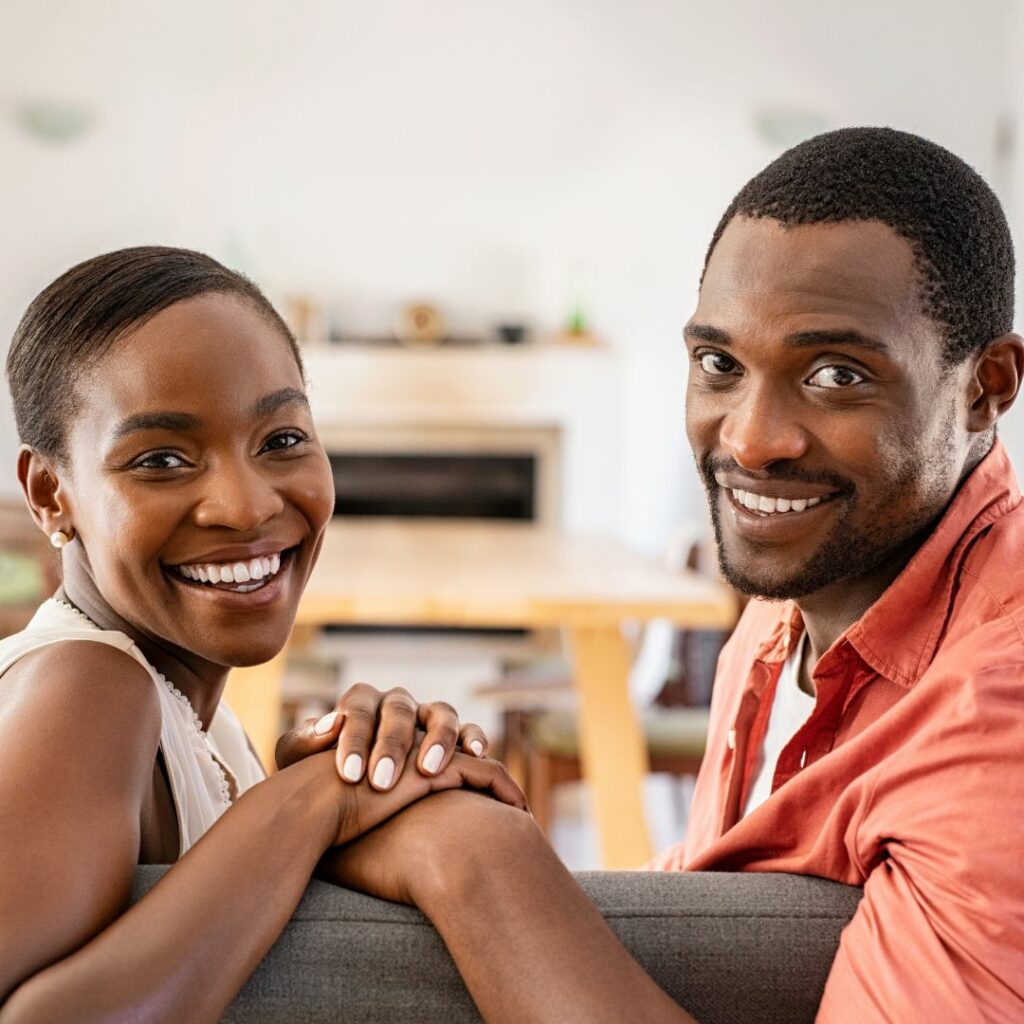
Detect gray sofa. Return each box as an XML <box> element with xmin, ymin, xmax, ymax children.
<box><xmin>132</xmin><ymin>866</ymin><xmax>860</xmax><ymax>1023</ymax></box>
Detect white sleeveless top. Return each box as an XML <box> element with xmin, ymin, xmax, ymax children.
<box><xmin>0</xmin><ymin>599</ymin><xmax>266</xmax><ymax>856</ymax></box>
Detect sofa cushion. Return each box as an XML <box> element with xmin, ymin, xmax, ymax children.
<box><xmin>132</xmin><ymin>866</ymin><xmax>861</xmax><ymax>1023</ymax></box>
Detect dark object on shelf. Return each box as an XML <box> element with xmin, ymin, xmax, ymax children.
<box><xmin>496</xmin><ymin>323</ymin><xmax>529</xmax><ymax>345</ymax></box>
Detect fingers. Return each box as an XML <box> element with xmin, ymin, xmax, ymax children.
<box><xmin>334</xmin><ymin>683</ymin><xmax>383</xmax><ymax>783</ymax></box>
<box><xmin>415</xmin><ymin>701</ymin><xmax>461</xmax><ymax>778</ymax></box>
<box><xmin>275</xmin><ymin>709</ymin><xmax>343</xmax><ymax>770</ymax></box>
<box><xmin>365</xmin><ymin>688</ymin><xmax>420</xmax><ymax>791</ymax></box>
<box><xmin>458</xmin><ymin>723</ymin><xmax>488</xmax><ymax>759</ymax></box>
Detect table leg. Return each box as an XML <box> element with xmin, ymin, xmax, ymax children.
<box><xmin>223</xmin><ymin>645</ymin><xmax>289</xmax><ymax>774</ymax></box>
<box><xmin>567</xmin><ymin>625</ymin><xmax>653</xmax><ymax>868</ymax></box>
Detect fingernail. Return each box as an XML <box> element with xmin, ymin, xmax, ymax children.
<box><xmin>372</xmin><ymin>757</ymin><xmax>395</xmax><ymax>789</ymax></box>
<box><xmin>314</xmin><ymin>711</ymin><xmax>339</xmax><ymax>735</ymax></box>
<box><xmin>422</xmin><ymin>744</ymin><xmax>444</xmax><ymax>774</ymax></box>
<box><xmin>342</xmin><ymin>753</ymin><xmax>363</xmax><ymax>782</ymax></box>
<box><xmin>469</xmin><ymin>739</ymin><xmax>484</xmax><ymax>757</ymax></box>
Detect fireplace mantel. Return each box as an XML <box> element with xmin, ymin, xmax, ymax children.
<box><xmin>302</xmin><ymin>344</ymin><xmax>624</xmax><ymax>535</ymax></box>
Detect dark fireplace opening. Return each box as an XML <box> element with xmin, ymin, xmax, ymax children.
<box><xmin>329</xmin><ymin>452</ymin><xmax>537</xmax><ymax>521</ymax></box>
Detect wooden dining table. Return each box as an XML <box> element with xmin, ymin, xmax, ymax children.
<box><xmin>225</xmin><ymin>521</ymin><xmax>735</xmax><ymax>869</ymax></box>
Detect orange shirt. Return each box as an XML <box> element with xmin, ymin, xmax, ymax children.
<box><xmin>650</xmin><ymin>439</ymin><xmax>1024</xmax><ymax>1022</ymax></box>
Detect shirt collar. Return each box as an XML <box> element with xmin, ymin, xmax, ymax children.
<box><xmin>750</xmin><ymin>439</ymin><xmax>1021</xmax><ymax>688</ymax></box>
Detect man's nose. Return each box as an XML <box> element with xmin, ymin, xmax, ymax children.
<box><xmin>193</xmin><ymin>460</ymin><xmax>285</xmax><ymax>531</ymax></box>
<box><xmin>718</xmin><ymin>383</ymin><xmax>809</xmax><ymax>470</ymax></box>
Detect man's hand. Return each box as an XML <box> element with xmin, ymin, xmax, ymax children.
<box><xmin>275</xmin><ymin>683</ymin><xmax>489</xmax><ymax>790</ymax></box>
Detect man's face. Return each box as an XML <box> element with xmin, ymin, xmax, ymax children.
<box><xmin>685</xmin><ymin>216</ymin><xmax>975</xmax><ymax>601</ymax></box>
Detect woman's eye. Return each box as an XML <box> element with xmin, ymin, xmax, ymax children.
<box><xmin>698</xmin><ymin>352</ymin><xmax>737</xmax><ymax>376</ymax></box>
<box><xmin>807</xmin><ymin>365</ymin><xmax>865</xmax><ymax>389</ymax></box>
<box><xmin>261</xmin><ymin>431</ymin><xmax>307</xmax><ymax>453</ymax></box>
<box><xmin>134</xmin><ymin>452</ymin><xmax>187</xmax><ymax>470</ymax></box>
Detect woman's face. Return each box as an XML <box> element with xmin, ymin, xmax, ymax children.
<box><xmin>59</xmin><ymin>292</ymin><xmax>334</xmax><ymax>668</ymax></box>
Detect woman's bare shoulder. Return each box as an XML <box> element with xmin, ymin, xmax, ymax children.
<box><xmin>1</xmin><ymin>637</ymin><xmax>162</xmax><ymax>753</ymax></box>
<box><xmin>0</xmin><ymin>639</ymin><xmax>163</xmax><ymax>1004</ymax></box>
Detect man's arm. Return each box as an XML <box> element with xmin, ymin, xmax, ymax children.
<box><xmin>324</xmin><ymin>791</ymin><xmax>698</xmax><ymax>1024</ymax></box>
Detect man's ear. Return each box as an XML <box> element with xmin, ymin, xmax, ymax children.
<box><xmin>965</xmin><ymin>333</ymin><xmax>1024</xmax><ymax>433</ymax></box>
<box><xmin>17</xmin><ymin>444</ymin><xmax>74</xmax><ymax>541</ymax></box>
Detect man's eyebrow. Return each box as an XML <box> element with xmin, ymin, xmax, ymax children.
<box><xmin>111</xmin><ymin>411</ymin><xmax>200</xmax><ymax>441</ymax></box>
<box><xmin>784</xmin><ymin>329</ymin><xmax>889</xmax><ymax>355</ymax></box>
<box><xmin>250</xmin><ymin>387</ymin><xmax>310</xmax><ymax>418</ymax></box>
<box><xmin>684</xmin><ymin>323</ymin><xmax>732</xmax><ymax>345</ymax></box>
<box><xmin>683</xmin><ymin>323</ymin><xmax>890</xmax><ymax>356</ymax></box>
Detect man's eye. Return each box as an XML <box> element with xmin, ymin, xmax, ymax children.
<box><xmin>134</xmin><ymin>452</ymin><xmax>187</xmax><ymax>470</ymax></box>
<box><xmin>698</xmin><ymin>352</ymin><xmax>737</xmax><ymax>376</ymax></box>
<box><xmin>807</xmin><ymin>365</ymin><xmax>865</xmax><ymax>389</ymax></box>
<box><xmin>262</xmin><ymin>431</ymin><xmax>307</xmax><ymax>453</ymax></box>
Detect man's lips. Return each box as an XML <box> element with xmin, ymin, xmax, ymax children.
<box><xmin>713</xmin><ymin>471</ymin><xmax>842</xmax><ymax>502</ymax></box>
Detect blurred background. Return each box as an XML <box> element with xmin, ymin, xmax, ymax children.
<box><xmin>1</xmin><ymin>0</ymin><xmax>1022</xmax><ymax>867</ymax></box>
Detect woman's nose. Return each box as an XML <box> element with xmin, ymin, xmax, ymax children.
<box><xmin>193</xmin><ymin>461</ymin><xmax>285</xmax><ymax>531</ymax></box>
<box><xmin>718</xmin><ymin>385</ymin><xmax>809</xmax><ymax>470</ymax></box>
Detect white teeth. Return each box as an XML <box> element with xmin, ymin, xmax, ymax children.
<box><xmin>174</xmin><ymin>551</ymin><xmax>286</xmax><ymax>587</ymax></box>
<box><xmin>730</xmin><ymin>489</ymin><xmax>826</xmax><ymax>515</ymax></box>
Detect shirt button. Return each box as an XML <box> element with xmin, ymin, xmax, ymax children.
<box><xmin>727</xmin><ymin>729</ymin><xmax>737</xmax><ymax>750</ymax></box>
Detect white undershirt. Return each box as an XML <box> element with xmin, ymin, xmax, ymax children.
<box><xmin>742</xmin><ymin>633</ymin><xmax>817</xmax><ymax>817</ymax></box>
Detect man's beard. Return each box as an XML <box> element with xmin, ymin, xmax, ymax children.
<box><xmin>699</xmin><ymin>445</ymin><xmax>947</xmax><ymax>602</ymax></box>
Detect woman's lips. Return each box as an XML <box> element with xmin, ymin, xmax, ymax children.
<box><xmin>164</xmin><ymin>548</ymin><xmax>296</xmax><ymax>609</ymax></box>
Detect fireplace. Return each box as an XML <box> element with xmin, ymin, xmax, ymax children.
<box><xmin>318</xmin><ymin>424</ymin><xmax>561</xmax><ymax>528</ymax></box>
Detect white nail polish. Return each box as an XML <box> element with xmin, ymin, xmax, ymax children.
<box><xmin>372</xmin><ymin>757</ymin><xmax>395</xmax><ymax>789</ymax></box>
<box><xmin>342</xmin><ymin>753</ymin><xmax>363</xmax><ymax>782</ymax></box>
<box><xmin>469</xmin><ymin>740</ymin><xmax>484</xmax><ymax>757</ymax></box>
<box><xmin>422</xmin><ymin>744</ymin><xmax>444</xmax><ymax>774</ymax></box>
<box><xmin>314</xmin><ymin>711</ymin><xmax>339</xmax><ymax>735</ymax></box>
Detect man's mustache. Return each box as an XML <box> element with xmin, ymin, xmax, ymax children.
<box><xmin>699</xmin><ymin>454</ymin><xmax>855</xmax><ymax>495</ymax></box>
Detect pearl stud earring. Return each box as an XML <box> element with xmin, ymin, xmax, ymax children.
<box><xmin>49</xmin><ymin>530</ymin><xmax>70</xmax><ymax>549</ymax></box>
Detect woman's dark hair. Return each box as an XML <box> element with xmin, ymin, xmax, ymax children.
<box><xmin>6</xmin><ymin>245</ymin><xmax>304</xmax><ymax>461</ymax></box>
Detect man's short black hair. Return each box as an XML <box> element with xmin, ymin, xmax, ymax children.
<box><xmin>703</xmin><ymin>126</ymin><xmax>1015</xmax><ymax>365</ymax></box>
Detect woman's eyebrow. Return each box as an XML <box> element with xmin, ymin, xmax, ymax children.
<box><xmin>250</xmin><ymin>387</ymin><xmax>310</xmax><ymax>418</ymax></box>
<box><xmin>111</xmin><ymin>411</ymin><xmax>199</xmax><ymax>440</ymax></box>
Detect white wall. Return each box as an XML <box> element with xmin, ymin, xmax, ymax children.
<box><xmin>0</xmin><ymin>0</ymin><xmax>1017</xmax><ymax>550</ymax></box>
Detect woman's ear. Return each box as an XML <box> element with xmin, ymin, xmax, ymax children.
<box><xmin>965</xmin><ymin>333</ymin><xmax>1024</xmax><ymax>433</ymax></box>
<box><xmin>17</xmin><ymin>445</ymin><xmax>75</xmax><ymax>543</ymax></box>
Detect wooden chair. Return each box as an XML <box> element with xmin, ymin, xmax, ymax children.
<box><xmin>476</xmin><ymin>528</ymin><xmax>738</xmax><ymax>838</ymax></box>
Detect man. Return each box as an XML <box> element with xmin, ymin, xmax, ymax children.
<box><xmin>650</xmin><ymin>126</ymin><xmax>1024</xmax><ymax>1019</ymax></box>
<box><xmin>290</xmin><ymin>127</ymin><xmax>1024</xmax><ymax>1024</ymax></box>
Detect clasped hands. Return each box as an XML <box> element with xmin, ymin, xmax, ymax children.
<box><xmin>274</xmin><ymin>683</ymin><xmax>532</xmax><ymax>903</ymax></box>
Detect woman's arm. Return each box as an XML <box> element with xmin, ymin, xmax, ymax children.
<box><xmin>0</xmin><ymin>643</ymin><xmax>522</xmax><ymax>1024</ymax></box>
<box><xmin>323</xmin><ymin>791</ymin><xmax>699</xmax><ymax>1024</ymax></box>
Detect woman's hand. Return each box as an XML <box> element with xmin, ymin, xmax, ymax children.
<box><xmin>290</xmin><ymin>738</ymin><xmax>527</xmax><ymax>851</ymax></box>
<box><xmin>275</xmin><ymin>683</ymin><xmax>489</xmax><ymax>791</ymax></box>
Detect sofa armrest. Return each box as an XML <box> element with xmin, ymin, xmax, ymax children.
<box><xmin>131</xmin><ymin>866</ymin><xmax>860</xmax><ymax>1024</ymax></box>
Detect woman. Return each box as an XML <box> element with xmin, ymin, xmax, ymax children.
<box><xmin>0</xmin><ymin>247</ymin><xmax>694</xmax><ymax>1023</ymax></box>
